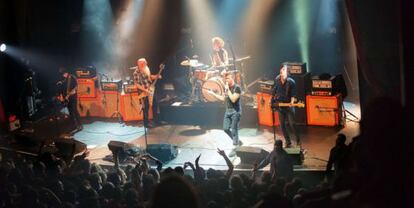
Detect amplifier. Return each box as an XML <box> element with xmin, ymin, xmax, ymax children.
<box><xmin>282</xmin><ymin>62</ymin><xmax>307</xmax><ymax>75</ymax></box>
<box><xmin>75</xmin><ymin>66</ymin><xmax>97</xmax><ymax>78</ymax></box>
<box><xmin>123</xmin><ymin>84</ymin><xmax>139</xmax><ymax>93</ymax></box>
<box><xmin>101</xmin><ymin>80</ymin><xmax>122</xmax><ymax>91</ymax></box>
<box><xmin>258</xmin><ymin>80</ymin><xmax>274</xmax><ymax>94</ymax></box>
<box><xmin>311</xmin><ymin>75</ymin><xmax>340</xmax><ymax>96</ymax></box>
<box><xmin>311</xmin><ymin>91</ymin><xmax>333</xmax><ymax>96</ymax></box>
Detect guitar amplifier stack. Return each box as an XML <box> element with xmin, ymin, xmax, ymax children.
<box><xmin>256</xmin><ymin>92</ymin><xmax>279</xmax><ymax>126</ymax></box>
<box><xmin>75</xmin><ymin>67</ymin><xmax>152</xmax><ymax>122</ymax></box>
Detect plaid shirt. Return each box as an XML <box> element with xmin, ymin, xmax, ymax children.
<box><xmin>133</xmin><ymin>69</ymin><xmax>152</xmax><ymax>90</ymax></box>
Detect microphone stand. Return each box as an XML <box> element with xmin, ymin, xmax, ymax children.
<box><xmin>227</xmin><ymin>40</ymin><xmax>237</xmax><ymax>71</ymax></box>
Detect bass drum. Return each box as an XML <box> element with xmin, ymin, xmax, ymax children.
<box><xmin>202</xmin><ymin>77</ymin><xmax>225</xmax><ymax>102</ymax></box>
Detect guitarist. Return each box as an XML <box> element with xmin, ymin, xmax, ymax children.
<box><xmin>57</xmin><ymin>67</ymin><xmax>82</xmax><ymax>132</ymax></box>
<box><xmin>271</xmin><ymin>65</ymin><xmax>300</xmax><ymax>147</ymax></box>
<box><xmin>133</xmin><ymin>58</ymin><xmax>162</xmax><ymax>128</ymax></box>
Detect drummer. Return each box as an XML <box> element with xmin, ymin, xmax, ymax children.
<box><xmin>210</xmin><ymin>36</ymin><xmax>229</xmax><ymax>76</ymax></box>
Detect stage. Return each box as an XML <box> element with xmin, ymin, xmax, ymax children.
<box><xmin>76</xmin><ymin>101</ymin><xmax>360</xmax><ymax>171</ymax></box>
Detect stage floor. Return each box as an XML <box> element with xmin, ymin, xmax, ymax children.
<box><xmin>76</xmin><ymin>117</ymin><xmax>359</xmax><ymax>171</ymax></box>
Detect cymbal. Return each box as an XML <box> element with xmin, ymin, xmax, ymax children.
<box><xmin>235</xmin><ymin>56</ymin><xmax>251</xmax><ymax>62</ymax></box>
<box><xmin>180</xmin><ymin>59</ymin><xmax>204</xmax><ymax>67</ymax></box>
<box><xmin>211</xmin><ymin>64</ymin><xmax>233</xmax><ymax>68</ymax></box>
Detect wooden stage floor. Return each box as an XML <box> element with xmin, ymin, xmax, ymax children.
<box><xmin>78</xmin><ymin>120</ymin><xmax>359</xmax><ymax>171</ymax></box>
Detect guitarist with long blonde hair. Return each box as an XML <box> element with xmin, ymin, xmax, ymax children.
<box><xmin>272</xmin><ymin>65</ymin><xmax>301</xmax><ymax>147</ymax></box>
<box><xmin>133</xmin><ymin>58</ymin><xmax>162</xmax><ymax>128</ymax></box>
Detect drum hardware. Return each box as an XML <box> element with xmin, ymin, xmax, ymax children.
<box><xmin>179</xmin><ymin>58</ymin><xmax>206</xmax><ymax>104</ymax></box>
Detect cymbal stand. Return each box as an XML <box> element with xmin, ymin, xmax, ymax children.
<box><xmin>240</xmin><ymin>62</ymin><xmax>250</xmax><ymax>94</ymax></box>
<box><xmin>188</xmin><ymin>66</ymin><xmax>200</xmax><ymax>104</ymax></box>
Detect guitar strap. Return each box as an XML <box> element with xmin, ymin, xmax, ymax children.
<box><xmin>66</xmin><ymin>75</ymin><xmax>71</xmax><ymax>98</ymax></box>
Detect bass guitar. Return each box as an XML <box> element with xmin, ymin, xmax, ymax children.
<box><xmin>135</xmin><ymin>63</ymin><xmax>166</xmax><ymax>104</ymax></box>
<box><xmin>272</xmin><ymin>101</ymin><xmax>305</xmax><ymax>109</ymax></box>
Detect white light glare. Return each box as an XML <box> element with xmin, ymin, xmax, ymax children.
<box><xmin>0</xmin><ymin>43</ymin><xmax>6</xmax><ymax>52</ymax></box>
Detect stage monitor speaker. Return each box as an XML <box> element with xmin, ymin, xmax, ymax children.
<box><xmin>147</xmin><ymin>143</ymin><xmax>178</xmax><ymax>163</ymax></box>
<box><xmin>108</xmin><ymin>140</ymin><xmax>129</xmax><ymax>153</ymax></box>
<box><xmin>54</xmin><ymin>139</ymin><xmax>87</xmax><ymax>163</ymax></box>
<box><xmin>291</xmin><ymin>72</ymin><xmax>311</xmax><ymax>125</ymax></box>
<box><xmin>236</xmin><ymin>146</ymin><xmax>269</xmax><ymax>165</ymax></box>
<box><xmin>257</xmin><ymin>92</ymin><xmax>279</xmax><ymax>126</ymax></box>
<box><xmin>285</xmin><ymin>147</ymin><xmax>304</xmax><ymax>166</ymax></box>
<box><xmin>306</xmin><ymin>94</ymin><xmax>342</xmax><ymax>126</ymax></box>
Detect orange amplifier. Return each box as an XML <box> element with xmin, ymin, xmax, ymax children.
<box><xmin>78</xmin><ymin>91</ymin><xmax>105</xmax><ymax>117</ymax></box>
<box><xmin>77</xmin><ymin>78</ymin><xmax>97</xmax><ymax>98</ymax></box>
<box><xmin>101</xmin><ymin>91</ymin><xmax>120</xmax><ymax>118</ymax></box>
<box><xmin>124</xmin><ymin>84</ymin><xmax>139</xmax><ymax>93</ymax></box>
<box><xmin>120</xmin><ymin>93</ymin><xmax>153</xmax><ymax>122</ymax></box>
<box><xmin>306</xmin><ymin>94</ymin><xmax>342</xmax><ymax>126</ymax></box>
<box><xmin>257</xmin><ymin>92</ymin><xmax>280</xmax><ymax>126</ymax></box>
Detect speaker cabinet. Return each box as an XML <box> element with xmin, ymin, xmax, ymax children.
<box><xmin>257</xmin><ymin>92</ymin><xmax>279</xmax><ymax>126</ymax></box>
<box><xmin>147</xmin><ymin>143</ymin><xmax>178</xmax><ymax>162</ymax></box>
<box><xmin>120</xmin><ymin>93</ymin><xmax>153</xmax><ymax>122</ymax></box>
<box><xmin>78</xmin><ymin>94</ymin><xmax>105</xmax><ymax>117</ymax></box>
<box><xmin>306</xmin><ymin>94</ymin><xmax>342</xmax><ymax>126</ymax></box>
<box><xmin>101</xmin><ymin>91</ymin><xmax>120</xmax><ymax>118</ymax></box>
<box><xmin>54</xmin><ymin>139</ymin><xmax>87</xmax><ymax>163</ymax></box>
<box><xmin>77</xmin><ymin>78</ymin><xmax>97</xmax><ymax>98</ymax></box>
<box><xmin>236</xmin><ymin>146</ymin><xmax>269</xmax><ymax>165</ymax></box>
<box><xmin>291</xmin><ymin>73</ymin><xmax>311</xmax><ymax>125</ymax></box>
<box><xmin>286</xmin><ymin>148</ymin><xmax>304</xmax><ymax>165</ymax></box>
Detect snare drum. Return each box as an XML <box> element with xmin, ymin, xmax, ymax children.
<box><xmin>194</xmin><ymin>69</ymin><xmax>219</xmax><ymax>81</ymax></box>
<box><xmin>202</xmin><ymin>77</ymin><xmax>225</xmax><ymax>102</ymax></box>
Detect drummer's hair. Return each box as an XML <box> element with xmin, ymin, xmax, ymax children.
<box><xmin>212</xmin><ymin>37</ymin><xmax>225</xmax><ymax>48</ymax></box>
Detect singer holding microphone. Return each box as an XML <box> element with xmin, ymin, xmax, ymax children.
<box><xmin>207</xmin><ymin>72</ymin><xmax>242</xmax><ymax>155</ymax></box>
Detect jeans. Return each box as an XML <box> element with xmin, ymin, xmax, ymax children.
<box><xmin>277</xmin><ymin>107</ymin><xmax>300</xmax><ymax>145</ymax></box>
<box><xmin>68</xmin><ymin>98</ymin><xmax>81</xmax><ymax>127</ymax></box>
<box><xmin>223</xmin><ymin>110</ymin><xmax>241</xmax><ymax>145</ymax></box>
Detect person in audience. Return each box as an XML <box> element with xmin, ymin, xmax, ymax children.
<box><xmin>254</xmin><ymin>139</ymin><xmax>293</xmax><ymax>181</ymax></box>
<box><xmin>326</xmin><ymin>133</ymin><xmax>349</xmax><ymax>179</ymax></box>
<box><xmin>149</xmin><ymin>174</ymin><xmax>201</xmax><ymax>208</ymax></box>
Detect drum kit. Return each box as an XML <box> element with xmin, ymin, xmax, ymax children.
<box><xmin>180</xmin><ymin>56</ymin><xmax>251</xmax><ymax>103</ymax></box>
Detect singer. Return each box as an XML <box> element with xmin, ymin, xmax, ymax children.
<box><xmin>207</xmin><ymin>72</ymin><xmax>242</xmax><ymax>155</ymax></box>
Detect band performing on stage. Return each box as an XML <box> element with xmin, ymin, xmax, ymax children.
<box><xmin>54</xmin><ymin>35</ymin><xmax>305</xmax><ymax>149</ymax></box>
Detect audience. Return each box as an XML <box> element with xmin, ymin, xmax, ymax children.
<box><xmin>0</xmin><ymin>96</ymin><xmax>412</xmax><ymax>207</ymax></box>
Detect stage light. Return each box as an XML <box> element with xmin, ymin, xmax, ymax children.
<box><xmin>0</xmin><ymin>43</ymin><xmax>6</xmax><ymax>52</ymax></box>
